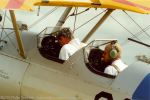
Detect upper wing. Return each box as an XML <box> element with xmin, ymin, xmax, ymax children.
<box><xmin>0</xmin><ymin>0</ymin><xmax>36</xmax><ymax>11</ymax></box>
<box><xmin>99</xmin><ymin>0</ymin><xmax>150</xmax><ymax>14</ymax></box>
<box><xmin>0</xmin><ymin>0</ymin><xmax>150</xmax><ymax>14</ymax></box>
<box><xmin>34</xmin><ymin>0</ymin><xmax>150</xmax><ymax>14</ymax></box>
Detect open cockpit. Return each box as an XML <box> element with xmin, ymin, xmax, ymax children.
<box><xmin>83</xmin><ymin>39</ymin><xmax>118</xmax><ymax>79</ymax></box>
<box><xmin>37</xmin><ymin>28</ymin><xmax>118</xmax><ymax>79</ymax></box>
<box><xmin>37</xmin><ymin>27</ymin><xmax>64</xmax><ymax>63</ymax></box>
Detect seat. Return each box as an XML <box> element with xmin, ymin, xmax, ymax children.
<box><xmin>88</xmin><ymin>48</ymin><xmax>106</xmax><ymax>72</ymax></box>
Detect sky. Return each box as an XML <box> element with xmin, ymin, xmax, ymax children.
<box><xmin>0</xmin><ymin>7</ymin><xmax>150</xmax><ymax>65</ymax></box>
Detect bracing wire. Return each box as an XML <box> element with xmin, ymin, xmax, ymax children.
<box><xmin>110</xmin><ymin>15</ymin><xmax>141</xmax><ymax>42</ymax></box>
<box><xmin>0</xmin><ymin>10</ymin><xmax>7</xmax><ymax>39</ymax></box>
<box><xmin>134</xmin><ymin>25</ymin><xmax>150</xmax><ymax>38</ymax></box>
<box><xmin>37</xmin><ymin>6</ymin><xmax>40</xmax><ymax>16</ymax></box>
<box><xmin>29</xmin><ymin>7</ymin><xmax>59</xmax><ymax>29</ymax></box>
<box><xmin>73</xmin><ymin>7</ymin><xmax>78</xmax><ymax>33</ymax></box>
<box><xmin>70</xmin><ymin>8</ymin><xmax>90</xmax><ymax>16</ymax></box>
<box><xmin>123</xmin><ymin>11</ymin><xmax>150</xmax><ymax>39</ymax></box>
<box><xmin>74</xmin><ymin>9</ymin><xmax>107</xmax><ymax>31</ymax></box>
<box><xmin>1</xmin><ymin>10</ymin><xmax>11</xmax><ymax>22</ymax></box>
<box><xmin>0</xmin><ymin>24</ymin><xmax>18</xmax><ymax>51</ymax></box>
<box><xmin>0</xmin><ymin>10</ymin><xmax>19</xmax><ymax>51</ymax></box>
<box><xmin>65</xmin><ymin>8</ymin><xmax>106</xmax><ymax>32</ymax></box>
<box><xmin>65</xmin><ymin>8</ymin><xmax>90</xmax><ymax>22</ymax></box>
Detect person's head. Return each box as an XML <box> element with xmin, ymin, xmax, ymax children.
<box><xmin>103</xmin><ymin>41</ymin><xmax>122</xmax><ymax>63</ymax></box>
<box><xmin>57</xmin><ymin>28</ymin><xmax>73</xmax><ymax>46</ymax></box>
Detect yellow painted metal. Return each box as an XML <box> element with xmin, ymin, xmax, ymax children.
<box><xmin>34</xmin><ymin>0</ymin><xmax>99</xmax><ymax>8</ymax></box>
<box><xmin>34</xmin><ymin>0</ymin><xmax>150</xmax><ymax>14</ymax></box>
<box><xmin>0</xmin><ymin>0</ymin><xmax>150</xmax><ymax>14</ymax></box>
<box><xmin>0</xmin><ymin>0</ymin><xmax>9</xmax><ymax>8</ymax></box>
<box><xmin>9</xmin><ymin>10</ymin><xmax>26</xmax><ymax>59</ymax></box>
<box><xmin>20</xmin><ymin>0</ymin><xmax>35</xmax><ymax>11</ymax></box>
<box><xmin>98</xmin><ymin>0</ymin><xmax>150</xmax><ymax>14</ymax></box>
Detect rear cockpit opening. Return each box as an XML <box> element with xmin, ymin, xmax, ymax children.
<box><xmin>37</xmin><ymin>27</ymin><xmax>64</xmax><ymax>63</ymax></box>
<box><xmin>84</xmin><ymin>39</ymin><xmax>117</xmax><ymax>79</ymax></box>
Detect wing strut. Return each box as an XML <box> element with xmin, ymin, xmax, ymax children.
<box><xmin>9</xmin><ymin>10</ymin><xmax>26</xmax><ymax>58</ymax></box>
<box><xmin>52</xmin><ymin>7</ymin><xmax>72</xmax><ymax>33</ymax></box>
<box><xmin>82</xmin><ymin>9</ymin><xmax>114</xmax><ymax>43</ymax></box>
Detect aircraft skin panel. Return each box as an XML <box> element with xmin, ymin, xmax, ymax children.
<box><xmin>21</xmin><ymin>63</ymin><xmax>97</xmax><ymax>100</ymax></box>
<box><xmin>26</xmin><ymin>45</ymin><xmax>147</xmax><ymax>100</ymax></box>
<box><xmin>66</xmin><ymin>49</ymin><xmax>114</xmax><ymax>87</ymax></box>
<box><xmin>0</xmin><ymin>54</ymin><xmax>29</xmax><ymax>98</ymax></box>
<box><xmin>132</xmin><ymin>73</ymin><xmax>150</xmax><ymax>100</ymax></box>
<box><xmin>21</xmin><ymin>61</ymin><xmax>129</xmax><ymax>100</ymax></box>
<box><xmin>111</xmin><ymin>62</ymin><xmax>150</xmax><ymax>96</ymax></box>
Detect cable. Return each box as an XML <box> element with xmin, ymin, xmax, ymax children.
<box><xmin>70</xmin><ymin>8</ymin><xmax>90</xmax><ymax>16</ymax></box>
<box><xmin>110</xmin><ymin>15</ymin><xmax>141</xmax><ymax>41</ymax></box>
<box><xmin>0</xmin><ymin>24</ymin><xmax>18</xmax><ymax>51</ymax></box>
<box><xmin>1</xmin><ymin>10</ymin><xmax>11</xmax><ymax>22</ymax></box>
<box><xmin>123</xmin><ymin>11</ymin><xmax>150</xmax><ymax>39</ymax></box>
<box><xmin>29</xmin><ymin>7</ymin><xmax>59</xmax><ymax>28</ymax></box>
<box><xmin>134</xmin><ymin>24</ymin><xmax>150</xmax><ymax>38</ymax></box>
<box><xmin>0</xmin><ymin>10</ymin><xmax>7</xmax><ymax>39</ymax></box>
<box><xmin>0</xmin><ymin>10</ymin><xmax>19</xmax><ymax>51</ymax></box>
<box><xmin>73</xmin><ymin>7</ymin><xmax>78</xmax><ymax>33</ymax></box>
<box><xmin>74</xmin><ymin>9</ymin><xmax>107</xmax><ymax>31</ymax></box>
<box><xmin>37</xmin><ymin>6</ymin><xmax>40</xmax><ymax>16</ymax></box>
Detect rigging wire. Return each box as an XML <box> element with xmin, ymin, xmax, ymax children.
<box><xmin>1</xmin><ymin>10</ymin><xmax>11</xmax><ymax>22</ymax></box>
<box><xmin>0</xmin><ymin>10</ymin><xmax>19</xmax><ymax>51</ymax></box>
<box><xmin>0</xmin><ymin>10</ymin><xmax>7</xmax><ymax>39</ymax></box>
<box><xmin>69</xmin><ymin>8</ymin><xmax>90</xmax><ymax>16</ymax></box>
<box><xmin>123</xmin><ymin>11</ymin><xmax>150</xmax><ymax>39</ymax></box>
<box><xmin>29</xmin><ymin>7</ymin><xmax>59</xmax><ymax>29</ymax></box>
<box><xmin>73</xmin><ymin>7</ymin><xmax>78</xmax><ymax>33</ymax></box>
<box><xmin>37</xmin><ymin>6</ymin><xmax>40</xmax><ymax>16</ymax></box>
<box><xmin>74</xmin><ymin>9</ymin><xmax>107</xmax><ymax>31</ymax></box>
<box><xmin>63</xmin><ymin>8</ymin><xmax>90</xmax><ymax>27</ymax></box>
<box><xmin>0</xmin><ymin>25</ymin><xmax>18</xmax><ymax>51</ymax></box>
<box><xmin>134</xmin><ymin>25</ymin><xmax>150</xmax><ymax>38</ymax></box>
<box><xmin>110</xmin><ymin>15</ymin><xmax>141</xmax><ymax>41</ymax></box>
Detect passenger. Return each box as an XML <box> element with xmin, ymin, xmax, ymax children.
<box><xmin>57</xmin><ymin>28</ymin><xmax>85</xmax><ymax>60</ymax></box>
<box><xmin>102</xmin><ymin>41</ymin><xmax>128</xmax><ymax>76</ymax></box>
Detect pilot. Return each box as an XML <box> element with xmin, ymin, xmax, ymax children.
<box><xmin>102</xmin><ymin>41</ymin><xmax>128</xmax><ymax>76</ymax></box>
<box><xmin>57</xmin><ymin>28</ymin><xmax>85</xmax><ymax>60</ymax></box>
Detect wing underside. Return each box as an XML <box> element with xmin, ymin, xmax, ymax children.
<box><xmin>0</xmin><ymin>0</ymin><xmax>150</xmax><ymax>14</ymax></box>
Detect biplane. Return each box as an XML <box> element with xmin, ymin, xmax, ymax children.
<box><xmin>0</xmin><ymin>0</ymin><xmax>150</xmax><ymax>100</ymax></box>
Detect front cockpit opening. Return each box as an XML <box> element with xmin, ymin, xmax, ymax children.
<box><xmin>84</xmin><ymin>39</ymin><xmax>118</xmax><ymax>79</ymax></box>
<box><xmin>37</xmin><ymin>27</ymin><xmax>64</xmax><ymax>63</ymax></box>
<box><xmin>37</xmin><ymin>27</ymin><xmax>84</xmax><ymax>64</ymax></box>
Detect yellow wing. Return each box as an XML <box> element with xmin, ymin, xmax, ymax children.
<box><xmin>34</xmin><ymin>0</ymin><xmax>150</xmax><ymax>14</ymax></box>
<box><xmin>99</xmin><ymin>0</ymin><xmax>150</xmax><ymax>14</ymax></box>
<box><xmin>0</xmin><ymin>0</ymin><xmax>36</xmax><ymax>11</ymax></box>
<box><xmin>0</xmin><ymin>0</ymin><xmax>150</xmax><ymax>14</ymax></box>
